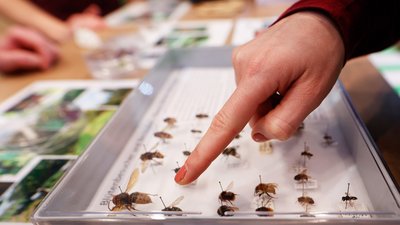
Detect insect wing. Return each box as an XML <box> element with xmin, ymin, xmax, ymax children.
<box><xmin>170</xmin><ymin>196</ymin><xmax>184</xmax><ymax>207</ymax></box>
<box><xmin>125</xmin><ymin>168</ymin><xmax>139</xmax><ymax>192</ymax></box>
<box><xmin>226</xmin><ymin>181</ymin><xmax>234</xmax><ymax>191</ymax></box>
<box><xmin>141</xmin><ymin>160</ymin><xmax>149</xmax><ymax>173</ymax></box>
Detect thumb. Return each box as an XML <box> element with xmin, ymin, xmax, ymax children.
<box><xmin>175</xmin><ymin>78</ymin><xmax>276</xmax><ymax>185</ymax></box>
<box><xmin>252</xmin><ymin>79</ymin><xmax>333</xmax><ymax>140</ymax></box>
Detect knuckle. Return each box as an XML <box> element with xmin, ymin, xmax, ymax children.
<box><xmin>210</xmin><ymin>111</ymin><xmax>239</xmax><ymax>137</ymax></box>
<box><xmin>268</xmin><ymin>116</ymin><xmax>296</xmax><ymax>141</ymax></box>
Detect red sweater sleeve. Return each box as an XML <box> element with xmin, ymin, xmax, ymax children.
<box><xmin>276</xmin><ymin>0</ymin><xmax>400</xmax><ymax>60</ymax></box>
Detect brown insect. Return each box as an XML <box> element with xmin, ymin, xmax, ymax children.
<box><xmin>301</xmin><ymin>142</ymin><xmax>313</xmax><ymax>159</ymax></box>
<box><xmin>234</xmin><ymin>134</ymin><xmax>241</xmax><ymax>139</ymax></box>
<box><xmin>219</xmin><ymin>181</ymin><xmax>236</xmax><ymax>205</ymax></box>
<box><xmin>163</xmin><ymin>117</ymin><xmax>177</xmax><ymax>127</ymax></box>
<box><xmin>140</xmin><ymin>144</ymin><xmax>164</xmax><ymax>172</ymax></box>
<box><xmin>217</xmin><ymin>205</ymin><xmax>238</xmax><ymax>217</ymax></box>
<box><xmin>160</xmin><ymin>196</ymin><xmax>184</xmax><ymax>215</ymax></box>
<box><xmin>108</xmin><ymin>168</ymin><xmax>152</xmax><ymax>211</ymax></box>
<box><xmin>182</xmin><ymin>150</ymin><xmax>191</xmax><ymax>156</ymax></box>
<box><xmin>195</xmin><ymin>113</ymin><xmax>209</xmax><ymax>119</ymax></box>
<box><xmin>254</xmin><ymin>175</ymin><xmax>277</xmax><ymax>198</ymax></box>
<box><xmin>342</xmin><ymin>183</ymin><xmax>357</xmax><ymax>209</ymax></box>
<box><xmin>190</xmin><ymin>129</ymin><xmax>202</xmax><ymax>133</ymax></box>
<box><xmin>173</xmin><ymin>162</ymin><xmax>181</xmax><ymax>173</ymax></box>
<box><xmin>298</xmin><ymin>196</ymin><xmax>315</xmax><ymax>206</ymax></box>
<box><xmin>323</xmin><ymin>133</ymin><xmax>335</xmax><ymax>145</ymax></box>
<box><xmin>222</xmin><ymin>146</ymin><xmax>240</xmax><ymax>159</ymax></box>
<box><xmin>154</xmin><ymin>131</ymin><xmax>173</xmax><ymax>142</ymax></box>
<box><xmin>294</xmin><ymin>169</ymin><xmax>310</xmax><ymax>182</ymax></box>
<box><xmin>255</xmin><ymin>197</ymin><xmax>273</xmax><ymax>217</ymax></box>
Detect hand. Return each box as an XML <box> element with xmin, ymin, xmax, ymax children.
<box><xmin>0</xmin><ymin>26</ymin><xmax>59</xmax><ymax>73</ymax></box>
<box><xmin>175</xmin><ymin>12</ymin><xmax>345</xmax><ymax>185</ymax></box>
<box><xmin>66</xmin><ymin>4</ymin><xmax>107</xmax><ymax>31</ymax></box>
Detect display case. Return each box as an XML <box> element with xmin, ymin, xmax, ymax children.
<box><xmin>32</xmin><ymin>47</ymin><xmax>400</xmax><ymax>224</ymax></box>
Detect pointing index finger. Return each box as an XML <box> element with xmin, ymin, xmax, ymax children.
<box><xmin>175</xmin><ymin>78</ymin><xmax>276</xmax><ymax>185</ymax></box>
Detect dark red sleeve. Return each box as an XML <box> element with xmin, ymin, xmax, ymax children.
<box><xmin>276</xmin><ymin>0</ymin><xmax>400</xmax><ymax>60</ymax></box>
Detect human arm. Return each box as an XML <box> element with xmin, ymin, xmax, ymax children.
<box><xmin>0</xmin><ymin>0</ymin><xmax>70</xmax><ymax>43</ymax></box>
<box><xmin>0</xmin><ymin>26</ymin><xmax>59</xmax><ymax>73</ymax></box>
<box><xmin>175</xmin><ymin>0</ymin><xmax>400</xmax><ymax>185</ymax></box>
<box><xmin>0</xmin><ymin>1</ymin><xmax>108</xmax><ymax>43</ymax></box>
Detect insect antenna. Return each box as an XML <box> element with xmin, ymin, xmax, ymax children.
<box><xmin>219</xmin><ymin>181</ymin><xmax>224</xmax><ymax>192</ymax></box>
<box><xmin>118</xmin><ymin>186</ymin><xmax>124</xmax><ymax>193</ymax></box>
<box><xmin>259</xmin><ymin>175</ymin><xmax>262</xmax><ymax>184</ymax></box>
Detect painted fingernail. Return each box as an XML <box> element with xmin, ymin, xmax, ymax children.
<box><xmin>253</xmin><ymin>133</ymin><xmax>267</xmax><ymax>142</ymax></box>
<box><xmin>174</xmin><ymin>166</ymin><xmax>187</xmax><ymax>183</ymax></box>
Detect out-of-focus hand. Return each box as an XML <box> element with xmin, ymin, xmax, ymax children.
<box><xmin>0</xmin><ymin>26</ymin><xmax>59</xmax><ymax>73</ymax></box>
<box><xmin>66</xmin><ymin>4</ymin><xmax>107</xmax><ymax>31</ymax></box>
<box><xmin>175</xmin><ymin>12</ymin><xmax>345</xmax><ymax>185</ymax></box>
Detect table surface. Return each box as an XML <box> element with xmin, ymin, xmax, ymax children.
<box><xmin>0</xmin><ymin>0</ymin><xmax>399</xmax><ymax>189</ymax></box>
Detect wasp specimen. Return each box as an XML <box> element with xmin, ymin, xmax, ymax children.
<box><xmin>298</xmin><ymin>196</ymin><xmax>315</xmax><ymax>206</ymax></box>
<box><xmin>254</xmin><ymin>175</ymin><xmax>277</xmax><ymax>198</ymax></box>
<box><xmin>342</xmin><ymin>183</ymin><xmax>357</xmax><ymax>209</ymax></box>
<box><xmin>217</xmin><ymin>205</ymin><xmax>238</xmax><ymax>217</ymax></box>
<box><xmin>195</xmin><ymin>113</ymin><xmax>209</xmax><ymax>119</ymax></box>
<box><xmin>190</xmin><ymin>129</ymin><xmax>202</xmax><ymax>133</ymax></box>
<box><xmin>140</xmin><ymin>144</ymin><xmax>164</xmax><ymax>172</ymax></box>
<box><xmin>255</xmin><ymin>197</ymin><xmax>274</xmax><ymax>217</ymax></box>
<box><xmin>300</xmin><ymin>144</ymin><xmax>313</xmax><ymax>159</ymax></box>
<box><xmin>108</xmin><ymin>168</ymin><xmax>153</xmax><ymax>211</ymax></box>
<box><xmin>163</xmin><ymin>117</ymin><xmax>177</xmax><ymax>127</ymax></box>
<box><xmin>160</xmin><ymin>196</ymin><xmax>184</xmax><ymax>215</ymax></box>
<box><xmin>294</xmin><ymin>169</ymin><xmax>310</xmax><ymax>182</ymax></box>
<box><xmin>182</xmin><ymin>150</ymin><xmax>191</xmax><ymax>156</ymax></box>
<box><xmin>219</xmin><ymin>181</ymin><xmax>237</xmax><ymax>205</ymax></box>
<box><xmin>222</xmin><ymin>146</ymin><xmax>240</xmax><ymax>159</ymax></box>
<box><xmin>323</xmin><ymin>133</ymin><xmax>335</xmax><ymax>146</ymax></box>
<box><xmin>173</xmin><ymin>162</ymin><xmax>181</xmax><ymax>173</ymax></box>
<box><xmin>154</xmin><ymin>131</ymin><xmax>173</xmax><ymax>143</ymax></box>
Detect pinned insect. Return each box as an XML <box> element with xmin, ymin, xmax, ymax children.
<box><xmin>190</xmin><ymin>129</ymin><xmax>202</xmax><ymax>133</ymax></box>
<box><xmin>163</xmin><ymin>117</ymin><xmax>177</xmax><ymax>127</ymax></box>
<box><xmin>342</xmin><ymin>183</ymin><xmax>358</xmax><ymax>209</ymax></box>
<box><xmin>300</xmin><ymin>143</ymin><xmax>313</xmax><ymax>159</ymax></box>
<box><xmin>108</xmin><ymin>168</ymin><xmax>153</xmax><ymax>211</ymax></box>
<box><xmin>160</xmin><ymin>196</ymin><xmax>184</xmax><ymax>215</ymax></box>
<box><xmin>195</xmin><ymin>113</ymin><xmax>209</xmax><ymax>119</ymax></box>
<box><xmin>298</xmin><ymin>196</ymin><xmax>315</xmax><ymax>206</ymax></box>
<box><xmin>140</xmin><ymin>144</ymin><xmax>164</xmax><ymax>172</ymax></box>
<box><xmin>154</xmin><ymin>131</ymin><xmax>173</xmax><ymax>143</ymax></box>
<box><xmin>173</xmin><ymin>162</ymin><xmax>181</xmax><ymax>173</ymax></box>
<box><xmin>294</xmin><ymin>169</ymin><xmax>310</xmax><ymax>182</ymax></box>
<box><xmin>323</xmin><ymin>133</ymin><xmax>335</xmax><ymax>146</ymax></box>
<box><xmin>254</xmin><ymin>175</ymin><xmax>277</xmax><ymax>198</ymax></box>
<box><xmin>255</xmin><ymin>198</ymin><xmax>274</xmax><ymax>217</ymax></box>
<box><xmin>222</xmin><ymin>146</ymin><xmax>240</xmax><ymax>159</ymax></box>
<box><xmin>182</xmin><ymin>150</ymin><xmax>191</xmax><ymax>156</ymax></box>
<box><xmin>217</xmin><ymin>205</ymin><xmax>238</xmax><ymax>217</ymax></box>
<box><xmin>219</xmin><ymin>181</ymin><xmax>237</xmax><ymax>205</ymax></box>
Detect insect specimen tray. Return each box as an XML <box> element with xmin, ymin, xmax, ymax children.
<box><xmin>32</xmin><ymin>47</ymin><xmax>400</xmax><ymax>225</ymax></box>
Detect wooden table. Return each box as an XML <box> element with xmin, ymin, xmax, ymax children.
<box><xmin>1</xmin><ymin>0</ymin><xmax>399</xmax><ymax>188</ymax></box>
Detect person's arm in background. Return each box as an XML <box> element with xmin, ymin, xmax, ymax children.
<box><xmin>0</xmin><ymin>0</ymin><xmax>70</xmax><ymax>43</ymax></box>
<box><xmin>175</xmin><ymin>0</ymin><xmax>400</xmax><ymax>185</ymax></box>
<box><xmin>0</xmin><ymin>0</ymin><xmax>107</xmax><ymax>43</ymax></box>
<box><xmin>0</xmin><ymin>26</ymin><xmax>59</xmax><ymax>73</ymax></box>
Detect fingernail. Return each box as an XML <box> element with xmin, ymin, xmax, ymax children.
<box><xmin>253</xmin><ymin>133</ymin><xmax>267</xmax><ymax>142</ymax></box>
<box><xmin>174</xmin><ymin>166</ymin><xmax>187</xmax><ymax>183</ymax></box>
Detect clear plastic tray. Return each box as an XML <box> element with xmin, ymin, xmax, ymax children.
<box><xmin>32</xmin><ymin>47</ymin><xmax>400</xmax><ymax>224</ymax></box>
